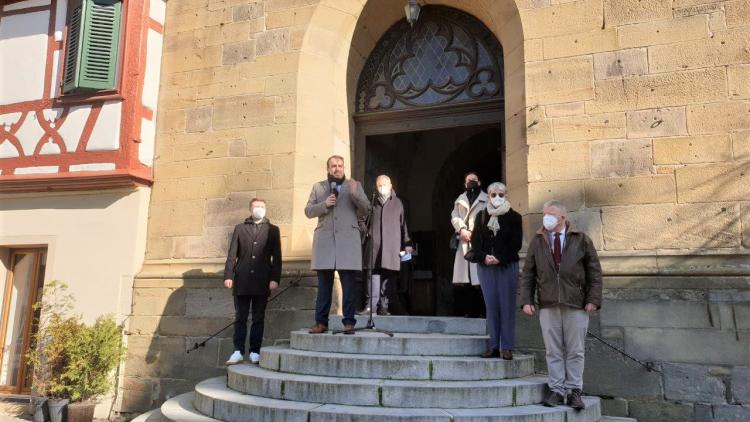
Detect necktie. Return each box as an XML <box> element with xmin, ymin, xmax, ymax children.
<box><xmin>553</xmin><ymin>232</ymin><xmax>562</xmax><ymax>268</ymax></box>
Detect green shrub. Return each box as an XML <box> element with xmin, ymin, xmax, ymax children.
<box><xmin>26</xmin><ymin>281</ymin><xmax>125</xmax><ymax>402</ymax></box>
<box><xmin>59</xmin><ymin>316</ymin><xmax>124</xmax><ymax>402</ymax></box>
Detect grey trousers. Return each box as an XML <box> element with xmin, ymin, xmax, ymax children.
<box><xmin>365</xmin><ymin>271</ymin><xmax>394</xmax><ymax>310</ymax></box>
<box><xmin>366</xmin><ymin>274</ymin><xmax>384</xmax><ymax>309</ymax></box>
<box><xmin>539</xmin><ymin>305</ymin><xmax>589</xmax><ymax>395</ymax></box>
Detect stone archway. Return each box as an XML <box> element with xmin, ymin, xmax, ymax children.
<box><xmin>288</xmin><ymin>0</ymin><xmax>529</xmax><ymax>259</ymax></box>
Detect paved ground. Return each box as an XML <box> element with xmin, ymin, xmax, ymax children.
<box><xmin>0</xmin><ymin>402</ymin><xmax>30</xmax><ymax>421</ymax></box>
<box><xmin>0</xmin><ymin>402</ymin><xmax>108</xmax><ymax>422</ymax></box>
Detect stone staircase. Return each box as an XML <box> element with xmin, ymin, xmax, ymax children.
<box><xmin>133</xmin><ymin>316</ymin><xmax>634</xmax><ymax>422</ymax></box>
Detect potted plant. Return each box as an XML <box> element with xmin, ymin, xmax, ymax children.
<box><xmin>26</xmin><ymin>282</ymin><xmax>125</xmax><ymax>422</ymax></box>
<box><xmin>26</xmin><ymin>281</ymin><xmax>76</xmax><ymax>422</ymax></box>
<box><xmin>62</xmin><ymin>316</ymin><xmax>125</xmax><ymax>422</ymax></box>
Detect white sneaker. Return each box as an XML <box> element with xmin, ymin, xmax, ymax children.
<box><xmin>225</xmin><ymin>350</ymin><xmax>243</xmax><ymax>365</ymax></box>
<box><xmin>249</xmin><ymin>352</ymin><xmax>260</xmax><ymax>364</ymax></box>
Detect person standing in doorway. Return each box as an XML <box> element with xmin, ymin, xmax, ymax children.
<box><xmin>305</xmin><ymin>155</ymin><xmax>371</xmax><ymax>335</ymax></box>
<box><xmin>362</xmin><ymin>175</ymin><xmax>413</xmax><ymax>316</ymax></box>
<box><xmin>519</xmin><ymin>200</ymin><xmax>602</xmax><ymax>410</ymax></box>
<box><xmin>450</xmin><ymin>172</ymin><xmax>487</xmax><ymax>315</ymax></box>
<box><xmin>466</xmin><ymin>182</ymin><xmax>522</xmax><ymax>360</ymax></box>
<box><xmin>223</xmin><ymin>198</ymin><xmax>281</xmax><ymax>365</ymax></box>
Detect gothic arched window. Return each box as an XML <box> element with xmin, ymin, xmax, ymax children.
<box><xmin>356</xmin><ymin>6</ymin><xmax>504</xmax><ymax>114</ymax></box>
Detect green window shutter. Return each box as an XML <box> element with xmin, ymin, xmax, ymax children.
<box><xmin>62</xmin><ymin>0</ymin><xmax>84</xmax><ymax>93</ymax></box>
<box><xmin>62</xmin><ymin>0</ymin><xmax>122</xmax><ymax>94</ymax></box>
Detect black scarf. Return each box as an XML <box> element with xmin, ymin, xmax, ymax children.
<box><xmin>327</xmin><ymin>174</ymin><xmax>346</xmax><ymax>186</ymax></box>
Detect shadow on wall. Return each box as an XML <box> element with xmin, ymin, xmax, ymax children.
<box><xmin>118</xmin><ymin>268</ymin><xmax>318</xmax><ymax>417</ymax></box>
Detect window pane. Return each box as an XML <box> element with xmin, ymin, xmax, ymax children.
<box><xmin>23</xmin><ymin>252</ymin><xmax>45</xmax><ymax>389</ymax></box>
<box><xmin>0</xmin><ymin>253</ymin><xmax>37</xmax><ymax>387</ymax></box>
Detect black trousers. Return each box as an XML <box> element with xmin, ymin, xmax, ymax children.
<box><xmin>233</xmin><ymin>294</ymin><xmax>268</xmax><ymax>354</ymax></box>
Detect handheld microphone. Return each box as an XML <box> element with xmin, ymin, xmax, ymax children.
<box><xmin>330</xmin><ymin>182</ymin><xmax>339</xmax><ymax>197</ymax></box>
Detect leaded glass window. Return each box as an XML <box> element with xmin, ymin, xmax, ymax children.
<box><xmin>356</xmin><ymin>6</ymin><xmax>504</xmax><ymax>114</ymax></box>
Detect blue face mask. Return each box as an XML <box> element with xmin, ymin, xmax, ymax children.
<box><xmin>252</xmin><ymin>207</ymin><xmax>266</xmax><ymax>220</ymax></box>
<box><xmin>543</xmin><ymin>214</ymin><xmax>558</xmax><ymax>231</ymax></box>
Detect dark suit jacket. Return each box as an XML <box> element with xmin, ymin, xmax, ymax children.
<box><xmin>466</xmin><ymin>208</ymin><xmax>523</xmax><ymax>267</ymax></box>
<box><xmin>224</xmin><ymin>218</ymin><xmax>282</xmax><ymax>296</ymax></box>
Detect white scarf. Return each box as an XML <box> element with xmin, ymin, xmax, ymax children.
<box><xmin>485</xmin><ymin>199</ymin><xmax>511</xmax><ymax>235</ymax></box>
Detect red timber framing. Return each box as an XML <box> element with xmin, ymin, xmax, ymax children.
<box><xmin>0</xmin><ymin>0</ymin><xmax>164</xmax><ymax>193</ymax></box>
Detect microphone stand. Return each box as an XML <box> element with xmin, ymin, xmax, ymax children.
<box><xmin>333</xmin><ymin>191</ymin><xmax>393</xmax><ymax>337</ymax></box>
<box><xmin>186</xmin><ymin>275</ymin><xmax>301</xmax><ymax>353</ymax></box>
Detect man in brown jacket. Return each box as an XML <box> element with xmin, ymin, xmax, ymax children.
<box><xmin>519</xmin><ymin>200</ymin><xmax>602</xmax><ymax>411</ymax></box>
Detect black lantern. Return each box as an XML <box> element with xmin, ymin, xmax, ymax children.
<box><xmin>405</xmin><ymin>0</ymin><xmax>421</xmax><ymax>26</ymax></box>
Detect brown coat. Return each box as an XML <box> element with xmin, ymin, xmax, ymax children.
<box><xmin>364</xmin><ymin>193</ymin><xmax>412</xmax><ymax>272</ymax></box>
<box><xmin>519</xmin><ymin>224</ymin><xmax>603</xmax><ymax>310</ymax></box>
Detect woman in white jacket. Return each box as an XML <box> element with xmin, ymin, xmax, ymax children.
<box><xmin>451</xmin><ymin>172</ymin><xmax>487</xmax><ymax>286</ymax></box>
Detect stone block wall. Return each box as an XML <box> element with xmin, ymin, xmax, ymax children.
<box><xmin>117</xmin><ymin>263</ymin><xmax>318</xmax><ymax>417</ymax></box>
<box><xmin>127</xmin><ymin>0</ymin><xmax>750</xmax><ymax>420</ymax></box>
<box><xmin>515</xmin><ymin>277</ymin><xmax>750</xmax><ymax>422</ymax></box>
<box><xmin>145</xmin><ymin>0</ymin><xmax>750</xmax><ymax>262</ymax></box>
<box><xmin>520</xmin><ymin>0</ymin><xmax>750</xmax><ymax>253</ymax></box>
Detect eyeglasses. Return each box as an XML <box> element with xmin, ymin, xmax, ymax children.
<box><xmin>489</xmin><ymin>193</ymin><xmax>505</xmax><ymax>198</ymax></box>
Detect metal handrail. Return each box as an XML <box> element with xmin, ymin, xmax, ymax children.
<box><xmin>186</xmin><ymin>273</ymin><xmax>302</xmax><ymax>354</ymax></box>
<box><xmin>587</xmin><ymin>330</ymin><xmax>660</xmax><ymax>373</ymax></box>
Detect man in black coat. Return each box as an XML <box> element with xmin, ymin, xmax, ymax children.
<box><xmin>362</xmin><ymin>175</ymin><xmax>413</xmax><ymax>315</ymax></box>
<box><xmin>223</xmin><ymin>198</ymin><xmax>281</xmax><ymax>365</ymax></box>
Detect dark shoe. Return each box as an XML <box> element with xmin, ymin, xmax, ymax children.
<box><xmin>343</xmin><ymin>324</ymin><xmax>355</xmax><ymax>335</ymax></box>
<box><xmin>542</xmin><ymin>391</ymin><xmax>564</xmax><ymax>407</ymax></box>
<box><xmin>308</xmin><ymin>323</ymin><xmax>328</xmax><ymax>334</ymax></box>
<box><xmin>501</xmin><ymin>350</ymin><xmax>513</xmax><ymax>360</ymax></box>
<box><xmin>481</xmin><ymin>348</ymin><xmax>500</xmax><ymax>358</ymax></box>
<box><xmin>376</xmin><ymin>307</ymin><xmax>390</xmax><ymax>316</ymax></box>
<box><xmin>567</xmin><ymin>389</ymin><xmax>585</xmax><ymax>411</ymax></box>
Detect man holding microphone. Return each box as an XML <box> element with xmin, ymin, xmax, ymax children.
<box><xmin>305</xmin><ymin>155</ymin><xmax>371</xmax><ymax>334</ymax></box>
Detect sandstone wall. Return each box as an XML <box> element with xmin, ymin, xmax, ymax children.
<box><xmin>123</xmin><ymin>1</ymin><xmax>750</xmax><ymax>420</ymax></box>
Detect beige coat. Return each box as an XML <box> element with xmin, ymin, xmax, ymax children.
<box><xmin>451</xmin><ymin>191</ymin><xmax>487</xmax><ymax>285</ymax></box>
<box><xmin>305</xmin><ymin>180</ymin><xmax>371</xmax><ymax>271</ymax></box>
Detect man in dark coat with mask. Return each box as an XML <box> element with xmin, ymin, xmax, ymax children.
<box><xmin>362</xmin><ymin>175</ymin><xmax>413</xmax><ymax>315</ymax></box>
<box><xmin>223</xmin><ymin>198</ymin><xmax>281</xmax><ymax>365</ymax></box>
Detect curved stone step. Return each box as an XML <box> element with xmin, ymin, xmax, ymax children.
<box><xmin>260</xmin><ymin>346</ymin><xmax>535</xmax><ymax>380</ymax></box>
<box><xmin>130</xmin><ymin>408</ymin><xmax>162</xmax><ymax>422</ymax></box>
<box><xmin>194</xmin><ymin>378</ymin><xmax>320</xmax><ymax>421</ymax></box>
<box><xmin>160</xmin><ymin>392</ymin><xmax>218</xmax><ymax>422</ymax></box>
<box><xmin>328</xmin><ymin>315</ymin><xmax>486</xmax><ymax>335</ymax></box>
<box><xmin>289</xmin><ymin>330</ymin><xmax>489</xmax><ymax>356</ymax></box>
<box><xmin>194</xmin><ymin>377</ymin><xmax>602</xmax><ymax>422</ymax></box>
<box><xmin>226</xmin><ymin>364</ymin><xmax>546</xmax><ymax>408</ymax></box>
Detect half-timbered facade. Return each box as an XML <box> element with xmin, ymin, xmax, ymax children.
<box><xmin>0</xmin><ymin>0</ymin><xmax>164</xmax><ymax>188</ymax></box>
<box><xmin>0</xmin><ymin>0</ymin><xmax>165</xmax><ymax>405</ymax></box>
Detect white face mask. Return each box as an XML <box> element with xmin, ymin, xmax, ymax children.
<box><xmin>252</xmin><ymin>207</ymin><xmax>266</xmax><ymax>220</ymax></box>
<box><xmin>543</xmin><ymin>214</ymin><xmax>559</xmax><ymax>231</ymax></box>
<box><xmin>490</xmin><ymin>196</ymin><xmax>505</xmax><ymax>207</ymax></box>
<box><xmin>378</xmin><ymin>186</ymin><xmax>391</xmax><ymax>197</ymax></box>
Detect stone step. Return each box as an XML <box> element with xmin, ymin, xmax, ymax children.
<box><xmin>602</xmin><ymin>417</ymin><xmax>637</xmax><ymax>422</ymax></box>
<box><xmin>290</xmin><ymin>330</ymin><xmax>488</xmax><ymax>355</ymax></box>
<box><xmin>260</xmin><ymin>346</ymin><xmax>535</xmax><ymax>381</ymax></box>
<box><xmin>328</xmin><ymin>315</ymin><xmax>486</xmax><ymax>335</ymax></box>
<box><xmin>129</xmin><ymin>408</ymin><xmax>162</xmax><ymax>422</ymax></box>
<box><xmin>194</xmin><ymin>377</ymin><xmax>602</xmax><ymax>422</ymax></box>
<box><xmin>226</xmin><ymin>364</ymin><xmax>547</xmax><ymax>408</ymax></box>
<box><xmin>160</xmin><ymin>392</ymin><xmax>218</xmax><ymax>422</ymax></box>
